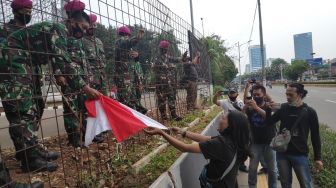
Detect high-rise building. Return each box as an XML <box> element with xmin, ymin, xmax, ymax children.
<box><xmin>293</xmin><ymin>32</ymin><xmax>313</xmax><ymax>60</ymax></box>
<box><xmin>245</xmin><ymin>64</ymin><xmax>250</xmax><ymax>74</ymax></box>
<box><xmin>249</xmin><ymin>45</ymin><xmax>266</xmax><ymax>72</ymax></box>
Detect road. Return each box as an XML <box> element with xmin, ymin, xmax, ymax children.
<box><xmin>267</xmin><ymin>85</ymin><xmax>336</xmax><ymax>130</ymax></box>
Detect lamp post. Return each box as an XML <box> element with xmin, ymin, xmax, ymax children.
<box><xmin>189</xmin><ymin>0</ymin><xmax>195</xmax><ymax>34</ymax></box>
<box><xmin>236</xmin><ymin>40</ymin><xmax>252</xmax><ymax>91</ymax></box>
<box><xmin>201</xmin><ymin>17</ymin><xmax>205</xmax><ymax>37</ymax></box>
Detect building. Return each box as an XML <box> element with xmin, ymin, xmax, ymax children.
<box><xmin>249</xmin><ymin>45</ymin><xmax>266</xmax><ymax>72</ymax></box>
<box><xmin>293</xmin><ymin>32</ymin><xmax>313</xmax><ymax>60</ymax></box>
<box><xmin>245</xmin><ymin>64</ymin><xmax>250</xmax><ymax>74</ymax></box>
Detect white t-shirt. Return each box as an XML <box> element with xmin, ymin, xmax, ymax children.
<box><xmin>219</xmin><ymin>99</ymin><xmax>244</xmax><ymax>112</ymax></box>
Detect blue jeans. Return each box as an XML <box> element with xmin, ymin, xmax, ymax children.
<box><xmin>277</xmin><ymin>152</ymin><xmax>313</xmax><ymax>188</ymax></box>
<box><xmin>248</xmin><ymin>144</ymin><xmax>277</xmax><ymax>188</ymax></box>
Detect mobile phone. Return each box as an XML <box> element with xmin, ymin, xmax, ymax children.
<box><xmin>246</xmin><ymin>96</ymin><xmax>252</xmax><ymax>100</ymax></box>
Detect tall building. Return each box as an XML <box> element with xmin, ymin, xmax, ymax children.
<box><xmin>294</xmin><ymin>32</ymin><xmax>313</xmax><ymax>60</ymax></box>
<box><xmin>245</xmin><ymin>64</ymin><xmax>250</xmax><ymax>74</ymax></box>
<box><xmin>249</xmin><ymin>45</ymin><xmax>266</xmax><ymax>72</ymax></box>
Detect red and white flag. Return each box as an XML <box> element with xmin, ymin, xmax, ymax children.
<box><xmin>84</xmin><ymin>95</ymin><xmax>167</xmax><ymax>146</ymax></box>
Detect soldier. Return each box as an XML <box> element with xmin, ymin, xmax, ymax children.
<box><xmin>114</xmin><ymin>26</ymin><xmax>147</xmax><ymax>114</ymax></box>
<box><xmin>153</xmin><ymin>40</ymin><xmax>188</xmax><ymax>121</ymax></box>
<box><xmin>61</xmin><ymin>0</ymin><xmax>92</xmax><ymax>147</ymax></box>
<box><xmin>83</xmin><ymin>13</ymin><xmax>107</xmax><ymax>142</ymax></box>
<box><xmin>0</xmin><ymin>1</ymin><xmax>99</xmax><ymax>173</ymax></box>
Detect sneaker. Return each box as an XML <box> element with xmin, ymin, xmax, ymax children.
<box><xmin>238</xmin><ymin>164</ymin><xmax>249</xmax><ymax>173</ymax></box>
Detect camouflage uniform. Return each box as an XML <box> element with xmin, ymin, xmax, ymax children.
<box><xmin>0</xmin><ymin>22</ymin><xmax>86</xmax><ymax>161</ymax></box>
<box><xmin>153</xmin><ymin>54</ymin><xmax>181</xmax><ymax>119</ymax></box>
<box><xmin>61</xmin><ymin>37</ymin><xmax>89</xmax><ymax>145</ymax></box>
<box><xmin>114</xmin><ymin>36</ymin><xmax>147</xmax><ymax>114</ymax></box>
<box><xmin>83</xmin><ymin>35</ymin><xmax>107</xmax><ymax>95</ymax></box>
<box><xmin>0</xmin><ymin>20</ymin><xmax>45</xmax><ymax>154</ymax></box>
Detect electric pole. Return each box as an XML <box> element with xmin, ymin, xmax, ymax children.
<box><xmin>257</xmin><ymin>0</ymin><xmax>266</xmax><ymax>86</ymax></box>
<box><xmin>189</xmin><ymin>0</ymin><xmax>195</xmax><ymax>34</ymax></box>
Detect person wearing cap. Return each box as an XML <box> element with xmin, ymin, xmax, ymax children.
<box><xmin>213</xmin><ymin>87</ymin><xmax>244</xmax><ymax>113</ymax></box>
<box><xmin>59</xmin><ymin>0</ymin><xmax>102</xmax><ymax>147</ymax></box>
<box><xmin>153</xmin><ymin>40</ymin><xmax>188</xmax><ymax>121</ymax></box>
<box><xmin>0</xmin><ymin>0</ymin><xmax>32</xmax><ymax>41</ymax></box>
<box><xmin>0</xmin><ymin>0</ymin><xmax>100</xmax><ymax>174</ymax></box>
<box><xmin>114</xmin><ymin>25</ymin><xmax>147</xmax><ymax>114</ymax></box>
<box><xmin>242</xmin><ymin>85</ymin><xmax>277</xmax><ymax>188</ymax></box>
<box><xmin>82</xmin><ymin>13</ymin><xmax>108</xmax><ymax>143</ymax></box>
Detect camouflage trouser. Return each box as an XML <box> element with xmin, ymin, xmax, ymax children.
<box><xmin>115</xmin><ymin>73</ymin><xmax>147</xmax><ymax>114</ymax></box>
<box><xmin>61</xmin><ymin>86</ymin><xmax>87</xmax><ymax>140</ymax></box>
<box><xmin>186</xmin><ymin>80</ymin><xmax>197</xmax><ymax>110</ymax></box>
<box><xmin>0</xmin><ymin>80</ymin><xmax>44</xmax><ymax>160</ymax></box>
<box><xmin>155</xmin><ymin>81</ymin><xmax>177</xmax><ymax>118</ymax></box>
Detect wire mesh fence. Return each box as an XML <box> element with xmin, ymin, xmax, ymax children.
<box><xmin>0</xmin><ymin>0</ymin><xmax>212</xmax><ymax>187</ymax></box>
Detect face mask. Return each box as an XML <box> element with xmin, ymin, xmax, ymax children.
<box><xmin>72</xmin><ymin>23</ymin><xmax>84</xmax><ymax>39</ymax></box>
<box><xmin>253</xmin><ymin>96</ymin><xmax>264</xmax><ymax>106</ymax></box>
<box><xmin>86</xmin><ymin>28</ymin><xmax>95</xmax><ymax>36</ymax></box>
<box><xmin>229</xmin><ymin>96</ymin><xmax>237</xmax><ymax>102</ymax></box>
<box><xmin>16</xmin><ymin>13</ymin><xmax>31</xmax><ymax>24</ymax></box>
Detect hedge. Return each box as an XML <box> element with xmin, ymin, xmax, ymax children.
<box><xmin>309</xmin><ymin>125</ymin><xmax>336</xmax><ymax>187</ymax></box>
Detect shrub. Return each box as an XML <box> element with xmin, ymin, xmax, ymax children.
<box><xmin>309</xmin><ymin>125</ymin><xmax>336</xmax><ymax>187</ymax></box>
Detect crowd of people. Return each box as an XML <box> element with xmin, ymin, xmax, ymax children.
<box><xmin>0</xmin><ymin>0</ymin><xmax>201</xmax><ymax>187</ymax></box>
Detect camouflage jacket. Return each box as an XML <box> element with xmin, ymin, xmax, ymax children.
<box><xmin>0</xmin><ymin>22</ymin><xmax>87</xmax><ymax>93</ymax></box>
<box><xmin>83</xmin><ymin>36</ymin><xmax>106</xmax><ymax>85</ymax></box>
<box><xmin>114</xmin><ymin>36</ymin><xmax>139</xmax><ymax>74</ymax></box>
<box><xmin>153</xmin><ymin>54</ymin><xmax>181</xmax><ymax>84</ymax></box>
<box><xmin>0</xmin><ymin>19</ymin><xmax>22</xmax><ymax>42</ymax></box>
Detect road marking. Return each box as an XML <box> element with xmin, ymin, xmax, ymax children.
<box><xmin>325</xmin><ymin>100</ymin><xmax>336</xmax><ymax>104</ymax></box>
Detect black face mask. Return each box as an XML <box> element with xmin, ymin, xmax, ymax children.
<box><xmin>16</xmin><ymin>13</ymin><xmax>31</xmax><ymax>24</ymax></box>
<box><xmin>229</xmin><ymin>96</ymin><xmax>237</xmax><ymax>102</ymax></box>
<box><xmin>72</xmin><ymin>23</ymin><xmax>84</xmax><ymax>39</ymax></box>
<box><xmin>86</xmin><ymin>28</ymin><xmax>94</xmax><ymax>36</ymax></box>
<box><xmin>253</xmin><ymin>96</ymin><xmax>264</xmax><ymax>106</ymax></box>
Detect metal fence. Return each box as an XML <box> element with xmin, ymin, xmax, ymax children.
<box><xmin>0</xmin><ymin>0</ymin><xmax>212</xmax><ymax>187</ymax></box>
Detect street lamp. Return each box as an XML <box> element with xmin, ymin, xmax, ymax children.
<box><xmin>201</xmin><ymin>17</ymin><xmax>205</xmax><ymax>37</ymax></box>
<box><xmin>236</xmin><ymin>40</ymin><xmax>252</xmax><ymax>91</ymax></box>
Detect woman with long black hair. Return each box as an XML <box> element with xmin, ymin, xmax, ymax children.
<box><xmin>145</xmin><ymin>111</ymin><xmax>252</xmax><ymax>188</ymax></box>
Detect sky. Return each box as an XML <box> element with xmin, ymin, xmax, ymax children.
<box><xmin>158</xmin><ymin>0</ymin><xmax>336</xmax><ymax>74</ymax></box>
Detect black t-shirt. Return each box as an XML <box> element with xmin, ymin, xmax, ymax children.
<box><xmin>267</xmin><ymin>103</ymin><xmax>321</xmax><ymax>160</ymax></box>
<box><xmin>246</xmin><ymin>106</ymin><xmax>276</xmax><ymax>144</ymax></box>
<box><xmin>199</xmin><ymin>135</ymin><xmax>238</xmax><ymax>188</ymax></box>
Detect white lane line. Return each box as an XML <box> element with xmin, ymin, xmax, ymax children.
<box><xmin>325</xmin><ymin>100</ymin><xmax>336</xmax><ymax>104</ymax></box>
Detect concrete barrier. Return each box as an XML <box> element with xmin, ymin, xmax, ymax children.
<box><xmin>150</xmin><ymin>112</ymin><xmax>222</xmax><ymax>188</ymax></box>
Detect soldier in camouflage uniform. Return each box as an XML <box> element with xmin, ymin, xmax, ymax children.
<box><xmin>114</xmin><ymin>26</ymin><xmax>147</xmax><ymax>114</ymax></box>
<box><xmin>153</xmin><ymin>40</ymin><xmax>188</xmax><ymax>121</ymax></box>
<box><xmin>82</xmin><ymin>13</ymin><xmax>107</xmax><ymax>142</ymax></box>
<box><xmin>0</xmin><ymin>3</ymin><xmax>99</xmax><ymax>173</ymax></box>
<box><xmin>61</xmin><ymin>0</ymin><xmax>93</xmax><ymax>147</ymax></box>
<box><xmin>83</xmin><ymin>14</ymin><xmax>107</xmax><ymax>95</ymax></box>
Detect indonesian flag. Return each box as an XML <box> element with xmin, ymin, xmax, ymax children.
<box><xmin>84</xmin><ymin>95</ymin><xmax>167</xmax><ymax>146</ymax></box>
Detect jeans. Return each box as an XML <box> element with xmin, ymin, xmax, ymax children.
<box><xmin>277</xmin><ymin>152</ymin><xmax>314</xmax><ymax>188</ymax></box>
<box><xmin>248</xmin><ymin>144</ymin><xmax>277</xmax><ymax>188</ymax></box>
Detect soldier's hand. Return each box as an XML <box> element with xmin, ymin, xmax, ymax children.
<box><xmin>137</xmin><ymin>28</ymin><xmax>145</xmax><ymax>39</ymax></box>
<box><xmin>56</xmin><ymin>76</ymin><xmax>68</xmax><ymax>86</ymax></box>
<box><xmin>182</xmin><ymin>51</ymin><xmax>188</xmax><ymax>62</ymax></box>
<box><xmin>130</xmin><ymin>50</ymin><xmax>139</xmax><ymax>58</ymax></box>
<box><xmin>83</xmin><ymin>85</ymin><xmax>100</xmax><ymax>99</ymax></box>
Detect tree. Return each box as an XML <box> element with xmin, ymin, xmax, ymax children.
<box><xmin>284</xmin><ymin>60</ymin><xmax>309</xmax><ymax>81</ymax></box>
<box><xmin>201</xmin><ymin>35</ymin><xmax>237</xmax><ymax>86</ymax></box>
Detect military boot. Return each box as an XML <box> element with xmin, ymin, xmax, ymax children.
<box><xmin>20</xmin><ymin>148</ymin><xmax>58</xmax><ymax>173</ymax></box>
<box><xmin>1</xmin><ymin>160</ymin><xmax>44</xmax><ymax>188</ymax></box>
<box><xmin>67</xmin><ymin>131</ymin><xmax>81</xmax><ymax>148</ymax></box>
<box><xmin>171</xmin><ymin>112</ymin><xmax>182</xmax><ymax>121</ymax></box>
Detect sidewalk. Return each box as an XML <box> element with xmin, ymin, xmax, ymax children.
<box><xmin>237</xmin><ymin>159</ymin><xmax>301</xmax><ymax>188</ymax></box>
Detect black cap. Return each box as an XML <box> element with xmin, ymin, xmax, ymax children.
<box><xmin>228</xmin><ymin>88</ymin><xmax>238</xmax><ymax>93</ymax></box>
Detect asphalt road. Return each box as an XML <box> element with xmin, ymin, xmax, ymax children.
<box><xmin>267</xmin><ymin>85</ymin><xmax>336</xmax><ymax>130</ymax></box>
